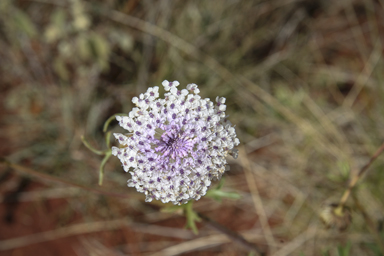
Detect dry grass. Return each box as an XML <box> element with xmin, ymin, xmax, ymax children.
<box><xmin>1</xmin><ymin>0</ymin><xmax>384</xmax><ymax>255</ymax></box>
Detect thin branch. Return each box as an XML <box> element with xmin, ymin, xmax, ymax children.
<box><xmin>0</xmin><ymin>218</ymin><xmax>132</xmax><ymax>251</ymax></box>
<box><xmin>0</xmin><ymin>157</ymin><xmax>135</xmax><ymax>200</ymax></box>
<box><xmin>352</xmin><ymin>194</ymin><xmax>384</xmax><ymax>256</ymax></box>
<box><xmin>0</xmin><ymin>187</ymin><xmax>81</xmax><ymax>203</ymax></box>
<box><xmin>272</xmin><ymin>227</ymin><xmax>317</xmax><ymax>256</ymax></box>
<box><xmin>343</xmin><ymin>39</ymin><xmax>382</xmax><ymax>108</ymax></box>
<box><xmin>239</xmin><ymin>146</ymin><xmax>277</xmax><ymax>252</ymax></box>
<box><xmin>337</xmin><ymin>141</ymin><xmax>384</xmax><ymax>212</ymax></box>
<box><xmin>197</xmin><ymin>212</ymin><xmax>264</xmax><ymax>255</ymax></box>
<box><xmin>0</xmin><ymin>218</ymin><xmax>194</xmax><ymax>251</ymax></box>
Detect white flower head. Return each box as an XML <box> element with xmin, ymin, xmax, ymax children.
<box><xmin>112</xmin><ymin>80</ymin><xmax>240</xmax><ymax>205</ymax></box>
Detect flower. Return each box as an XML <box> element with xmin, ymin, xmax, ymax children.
<box><xmin>112</xmin><ymin>80</ymin><xmax>239</xmax><ymax>205</ymax></box>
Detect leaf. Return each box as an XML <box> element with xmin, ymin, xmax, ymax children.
<box><xmin>206</xmin><ymin>189</ymin><xmax>241</xmax><ymax>202</ymax></box>
<box><xmin>110</xmin><ymin>30</ymin><xmax>133</xmax><ymax>52</ymax></box>
<box><xmin>73</xmin><ymin>15</ymin><xmax>90</xmax><ymax>31</ymax></box>
<box><xmin>89</xmin><ymin>33</ymin><xmax>111</xmax><ymax>69</ymax></box>
<box><xmin>53</xmin><ymin>58</ymin><xmax>69</xmax><ymax>81</ymax></box>
<box><xmin>52</xmin><ymin>9</ymin><xmax>67</xmax><ymax>26</ymax></box>
<box><xmin>45</xmin><ymin>9</ymin><xmax>67</xmax><ymax>42</ymax></box>
<box><xmin>364</xmin><ymin>242</ymin><xmax>383</xmax><ymax>256</ymax></box>
<box><xmin>118</xmin><ymin>33</ymin><xmax>134</xmax><ymax>52</ymax></box>
<box><xmin>337</xmin><ymin>160</ymin><xmax>350</xmax><ymax>180</ymax></box>
<box><xmin>77</xmin><ymin>35</ymin><xmax>92</xmax><ymax>61</ymax></box>
<box><xmin>13</xmin><ymin>9</ymin><xmax>37</xmax><ymax>37</ymax></box>
<box><xmin>337</xmin><ymin>241</ymin><xmax>351</xmax><ymax>256</ymax></box>
<box><xmin>205</xmin><ymin>178</ymin><xmax>241</xmax><ymax>202</ymax></box>
<box><xmin>0</xmin><ymin>0</ymin><xmax>10</xmax><ymax>12</ymax></box>
<box><xmin>321</xmin><ymin>251</ymin><xmax>330</xmax><ymax>256</ymax></box>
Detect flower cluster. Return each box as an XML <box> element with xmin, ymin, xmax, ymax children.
<box><xmin>112</xmin><ymin>80</ymin><xmax>239</xmax><ymax>205</ymax></box>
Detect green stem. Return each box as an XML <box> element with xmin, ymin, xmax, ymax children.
<box><xmin>105</xmin><ymin>131</ymin><xmax>112</xmax><ymax>149</ymax></box>
<box><xmin>99</xmin><ymin>150</ymin><xmax>112</xmax><ymax>186</ymax></box>
<box><xmin>184</xmin><ymin>200</ymin><xmax>201</xmax><ymax>235</ymax></box>
<box><xmin>81</xmin><ymin>136</ymin><xmax>104</xmax><ymax>155</ymax></box>
<box><xmin>103</xmin><ymin>113</ymin><xmax>127</xmax><ymax>132</ymax></box>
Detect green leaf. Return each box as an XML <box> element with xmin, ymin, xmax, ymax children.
<box><xmin>337</xmin><ymin>241</ymin><xmax>351</xmax><ymax>256</ymax></box>
<box><xmin>337</xmin><ymin>160</ymin><xmax>350</xmax><ymax>180</ymax></box>
<box><xmin>216</xmin><ymin>177</ymin><xmax>225</xmax><ymax>190</ymax></box>
<box><xmin>110</xmin><ymin>30</ymin><xmax>133</xmax><ymax>52</ymax></box>
<box><xmin>77</xmin><ymin>35</ymin><xmax>92</xmax><ymax>61</ymax></box>
<box><xmin>206</xmin><ymin>189</ymin><xmax>241</xmax><ymax>202</ymax></box>
<box><xmin>89</xmin><ymin>33</ymin><xmax>111</xmax><ymax>69</ymax></box>
<box><xmin>0</xmin><ymin>0</ymin><xmax>10</xmax><ymax>12</ymax></box>
<box><xmin>205</xmin><ymin>178</ymin><xmax>241</xmax><ymax>202</ymax></box>
<box><xmin>364</xmin><ymin>242</ymin><xmax>383</xmax><ymax>256</ymax></box>
<box><xmin>321</xmin><ymin>250</ymin><xmax>330</xmax><ymax>256</ymax></box>
<box><xmin>52</xmin><ymin>9</ymin><xmax>67</xmax><ymax>26</ymax></box>
<box><xmin>45</xmin><ymin>9</ymin><xmax>67</xmax><ymax>42</ymax></box>
<box><xmin>13</xmin><ymin>9</ymin><xmax>37</xmax><ymax>37</ymax></box>
<box><xmin>53</xmin><ymin>58</ymin><xmax>69</xmax><ymax>81</ymax></box>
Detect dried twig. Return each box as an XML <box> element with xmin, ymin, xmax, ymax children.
<box><xmin>336</xmin><ymin>141</ymin><xmax>384</xmax><ymax>214</ymax></box>
<box><xmin>0</xmin><ymin>157</ymin><xmax>135</xmax><ymax>200</ymax></box>
<box><xmin>149</xmin><ymin>228</ymin><xmax>266</xmax><ymax>256</ymax></box>
<box><xmin>239</xmin><ymin>146</ymin><xmax>277</xmax><ymax>253</ymax></box>
<box><xmin>0</xmin><ymin>218</ymin><xmax>132</xmax><ymax>251</ymax></box>
<box><xmin>197</xmin><ymin>212</ymin><xmax>264</xmax><ymax>255</ymax></box>
<box><xmin>352</xmin><ymin>194</ymin><xmax>384</xmax><ymax>256</ymax></box>
<box><xmin>272</xmin><ymin>227</ymin><xmax>317</xmax><ymax>256</ymax></box>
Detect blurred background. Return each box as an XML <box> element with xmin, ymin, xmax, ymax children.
<box><xmin>1</xmin><ymin>0</ymin><xmax>384</xmax><ymax>255</ymax></box>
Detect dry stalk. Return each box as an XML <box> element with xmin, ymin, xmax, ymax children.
<box><xmin>0</xmin><ymin>157</ymin><xmax>137</xmax><ymax>200</ymax></box>
<box><xmin>239</xmin><ymin>146</ymin><xmax>277</xmax><ymax>253</ymax></box>
<box><xmin>335</xmin><ymin>141</ymin><xmax>384</xmax><ymax>215</ymax></box>
<box><xmin>197</xmin><ymin>212</ymin><xmax>264</xmax><ymax>255</ymax></box>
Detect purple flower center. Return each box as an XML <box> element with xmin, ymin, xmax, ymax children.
<box><xmin>155</xmin><ymin>129</ymin><xmax>194</xmax><ymax>160</ymax></box>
